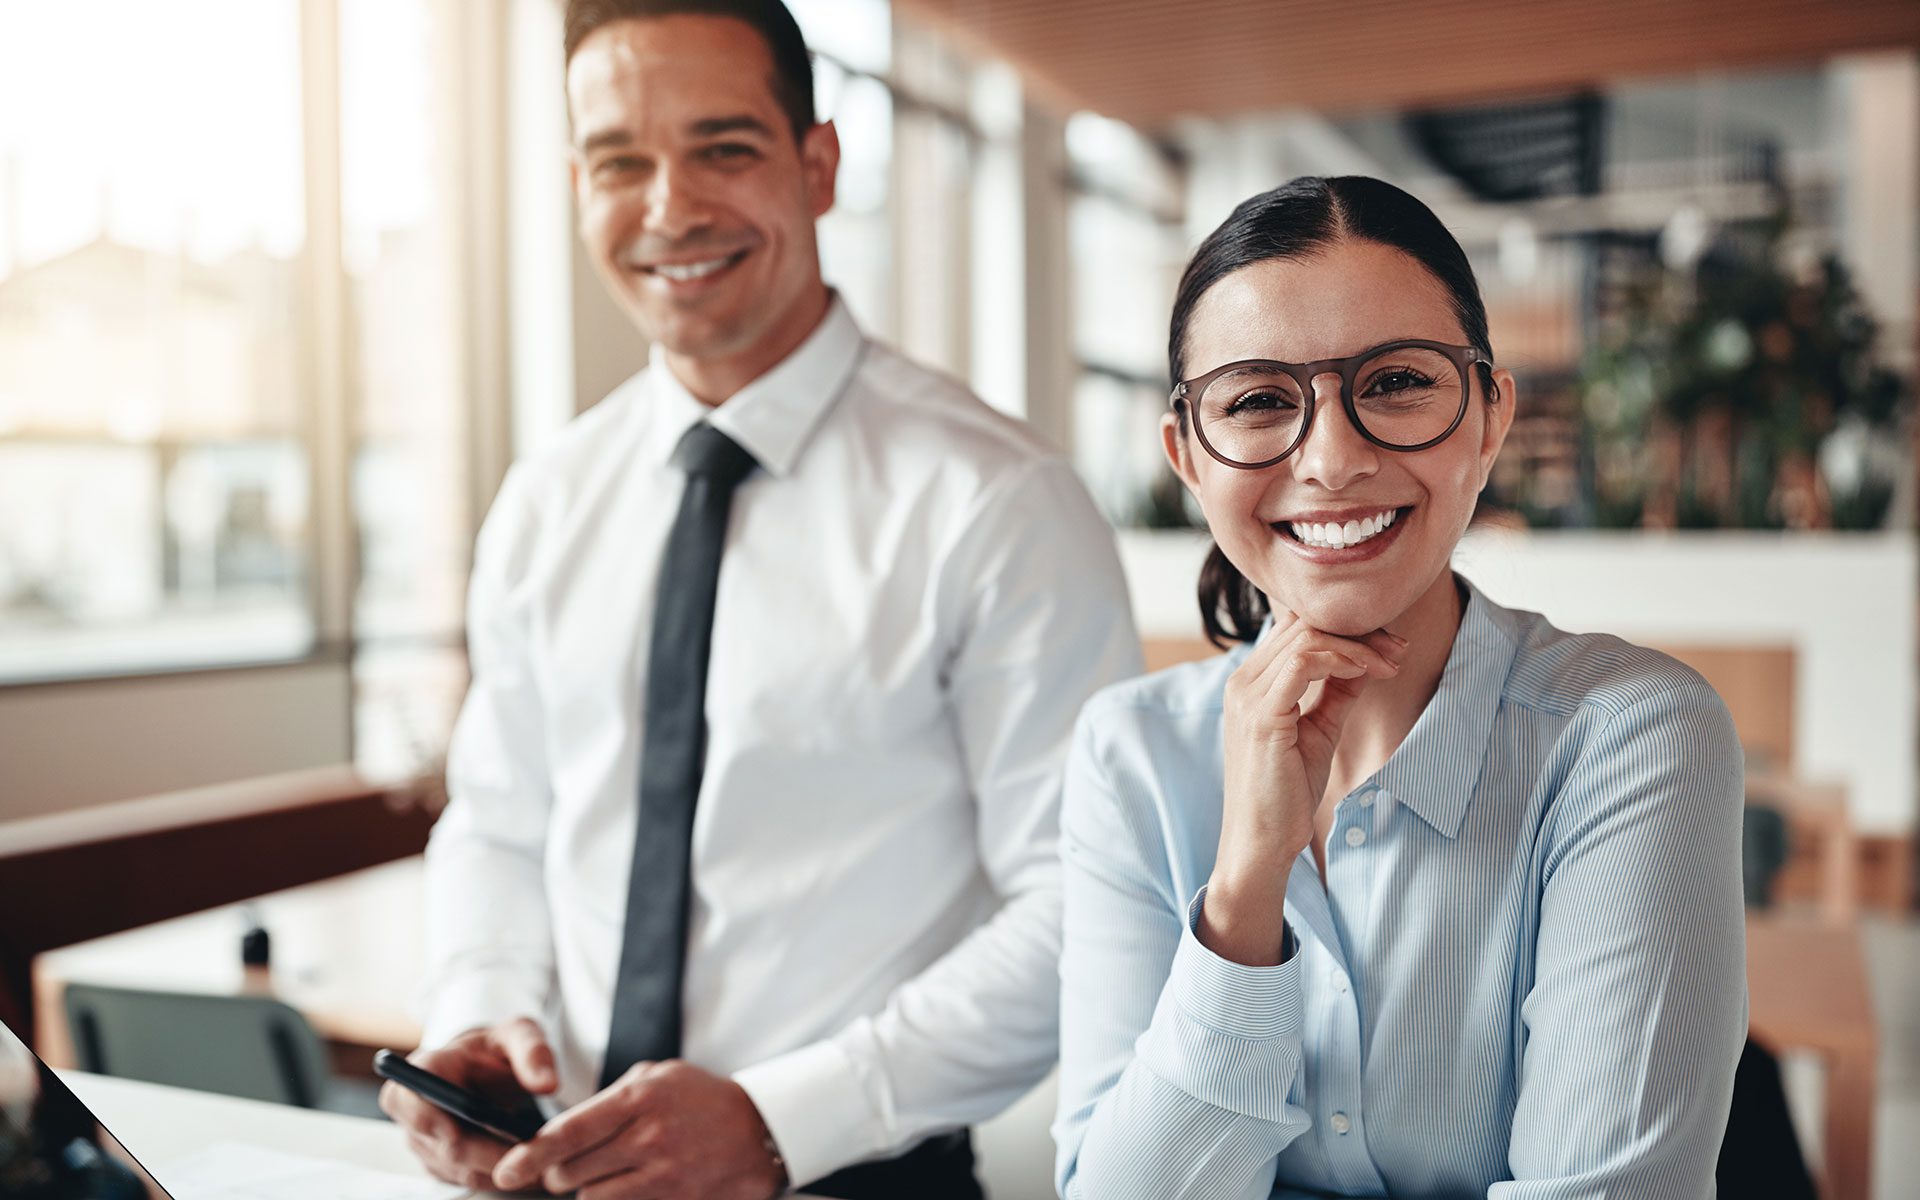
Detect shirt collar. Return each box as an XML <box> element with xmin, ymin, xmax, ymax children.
<box><xmin>643</xmin><ymin>293</ymin><xmax>866</xmax><ymax>479</ymax></box>
<box><xmin>1371</xmin><ymin>572</ymin><xmax>1525</xmax><ymax>839</ymax></box>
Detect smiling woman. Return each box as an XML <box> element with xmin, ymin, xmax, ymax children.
<box><xmin>1055</xmin><ymin>176</ymin><xmax>1749</xmax><ymax>1199</ymax></box>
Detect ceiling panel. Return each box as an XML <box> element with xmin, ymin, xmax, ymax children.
<box><xmin>896</xmin><ymin>0</ymin><xmax>1920</xmax><ymax>125</ymax></box>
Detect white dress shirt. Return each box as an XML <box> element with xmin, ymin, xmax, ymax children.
<box><xmin>421</xmin><ymin>296</ymin><xmax>1142</xmax><ymax>1187</ymax></box>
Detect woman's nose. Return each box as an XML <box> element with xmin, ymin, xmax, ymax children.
<box><xmin>1289</xmin><ymin>374</ymin><xmax>1378</xmax><ymax>490</ymax></box>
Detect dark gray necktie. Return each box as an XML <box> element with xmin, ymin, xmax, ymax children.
<box><xmin>601</xmin><ymin>422</ymin><xmax>758</xmax><ymax>1087</ymax></box>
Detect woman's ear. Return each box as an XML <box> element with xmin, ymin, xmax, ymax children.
<box><xmin>1477</xmin><ymin>367</ymin><xmax>1518</xmax><ymax>488</ymax></box>
<box><xmin>1161</xmin><ymin>410</ymin><xmax>1203</xmax><ymax>498</ymax></box>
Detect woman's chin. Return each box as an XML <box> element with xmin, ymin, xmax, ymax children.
<box><xmin>1310</xmin><ymin>614</ymin><xmax>1391</xmax><ymax>638</ymax></box>
<box><xmin>1268</xmin><ymin>588</ymin><xmax>1402</xmax><ymax>638</ymax></box>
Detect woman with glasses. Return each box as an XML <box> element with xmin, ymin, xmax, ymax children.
<box><xmin>1053</xmin><ymin>177</ymin><xmax>1745</xmax><ymax>1199</ymax></box>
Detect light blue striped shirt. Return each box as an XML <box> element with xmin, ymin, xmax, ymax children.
<box><xmin>1054</xmin><ymin>572</ymin><xmax>1747</xmax><ymax>1199</ymax></box>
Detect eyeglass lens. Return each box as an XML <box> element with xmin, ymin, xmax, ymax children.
<box><xmin>1195</xmin><ymin>346</ymin><xmax>1465</xmax><ymax>464</ymax></box>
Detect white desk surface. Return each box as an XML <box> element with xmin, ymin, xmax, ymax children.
<box><xmin>60</xmin><ymin>1070</ymin><xmax>508</xmax><ymax>1197</ymax></box>
<box><xmin>58</xmin><ymin>1071</ymin><xmax>829</xmax><ymax>1199</ymax></box>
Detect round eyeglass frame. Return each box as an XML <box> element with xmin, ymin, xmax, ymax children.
<box><xmin>1170</xmin><ymin>339</ymin><xmax>1493</xmax><ymax>470</ymax></box>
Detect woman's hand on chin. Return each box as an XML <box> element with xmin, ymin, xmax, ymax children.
<box><xmin>1201</xmin><ymin>611</ymin><xmax>1407</xmax><ymax>965</ymax></box>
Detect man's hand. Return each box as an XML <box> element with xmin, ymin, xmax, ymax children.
<box><xmin>491</xmin><ymin>1060</ymin><xmax>785</xmax><ymax>1200</ymax></box>
<box><xmin>379</xmin><ymin>1017</ymin><xmax>558</xmax><ymax>1191</ymax></box>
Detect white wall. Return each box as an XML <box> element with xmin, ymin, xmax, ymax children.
<box><xmin>0</xmin><ymin>660</ymin><xmax>352</xmax><ymax>821</ymax></box>
<box><xmin>1119</xmin><ymin>528</ymin><xmax>1918</xmax><ymax>835</ymax></box>
<box><xmin>1835</xmin><ymin>51</ymin><xmax>1918</xmax><ymax>374</ymax></box>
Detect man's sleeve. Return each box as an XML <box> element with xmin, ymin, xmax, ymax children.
<box><xmin>1495</xmin><ymin>682</ymin><xmax>1747</xmax><ymax>1198</ymax></box>
<box><xmin>732</xmin><ymin>457</ymin><xmax>1142</xmax><ymax>1188</ymax></box>
<box><xmin>418</xmin><ymin>464</ymin><xmax>558</xmax><ymax>1049</ymax></box>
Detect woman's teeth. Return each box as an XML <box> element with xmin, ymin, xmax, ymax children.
<box><xmin>1285</xmin><ymin>508</ymin><xmax>1399</xmax><ymax>549</ymax></box>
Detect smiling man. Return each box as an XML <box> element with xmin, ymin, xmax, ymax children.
<box><xmin>378</xmin><ymin>3</ymin><xmax>1140</xmax><ymax>1198</ymax></box>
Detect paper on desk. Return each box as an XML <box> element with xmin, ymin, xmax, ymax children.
<box><xmin>156</xmin><ymin>1143</ymin><xmax>473</xmax><ymax>1200</ymax></box>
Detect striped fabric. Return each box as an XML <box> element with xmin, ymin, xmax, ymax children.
<box><xmin>1054</xmin><ymin>572</ymin><xmax>1747</xmax><ymax>1199</ymax></box>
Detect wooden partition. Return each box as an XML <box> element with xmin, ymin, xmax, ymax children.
<box><xmin>0</xmin><ymin>767</ymin><xmax>438</xmax><ymax>1042</ymax></box>
<box><xmin>1653</xmin><ymin>645</ymin><xmax>1796</xmax><ymax>774</ymax></box>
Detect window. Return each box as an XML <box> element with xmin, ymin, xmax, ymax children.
<box><xmin>1065</xmin><ymin>113</ymin><xmax>1191</xmax><ymax>526</ymax></box>
<box><xmin>340</xmin><ymin>0</ymin><xmax>473</xmax><ymax>777</ymax></box>
<box><xmin>812</xmin><ymin>57</ymin><xmax>896</xmax><ymax>341</ymax></box>
<box><xmin>804</xmin><ymin>7</ymin><xmax>1032</xmax><ymax>413</ymax></box>
<box><xmin>0</xmin><ymin>0</ymin><xmax>311</xmax><ymax>681</ymax></box>
<box><xmin>793</xmin><ymin>0</ymin><xmax>896</xmax><ymax>340</ymax></box>
<box><xmin>0</xmin><ymin>0</ymin><xmax>485</xmax><ymax>786</ymax></box>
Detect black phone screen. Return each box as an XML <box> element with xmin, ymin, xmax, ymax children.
<box><xmin>372</xmin><ymin>1049</ymin><xmax>547</xmax><ymax>1144</ymax></box>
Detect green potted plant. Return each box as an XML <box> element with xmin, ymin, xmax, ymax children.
<box><xmin>1576</xmin><ymin>216</ymin><xmax>1908</xmax><ymax>530</ymax></box>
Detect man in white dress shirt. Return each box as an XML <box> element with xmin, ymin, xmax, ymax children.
<box><xmin>379</xmin><ymin>2</ymin><xmax>1140</xmax><ymax>1197</ymax></box>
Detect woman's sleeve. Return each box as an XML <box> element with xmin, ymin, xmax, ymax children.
<box><xmin>1494</xmin><ymin>681</ymin><xmax>1748</xmax><ymax>1198</ymax></box>
<box><xmin>1053</xmin><ymin>700</ymin><xmax>1313</xmax><ymax>1200</ymax></box>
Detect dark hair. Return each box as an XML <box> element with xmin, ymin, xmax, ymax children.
<box><xmin>1170</xmin><ymin>175</ymin><xmax>1498</xmax><ymax>648</ymax></box>
<box><xmin>564</xmin><ymin>0</ymin><xmax>817</xmax><ymax>141</ymax></box>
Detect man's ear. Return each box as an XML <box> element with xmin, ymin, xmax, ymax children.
<box><xmin>801</xmin><ymin>120</ymin><xmax>840</xmax><ymax>218</ymax></box>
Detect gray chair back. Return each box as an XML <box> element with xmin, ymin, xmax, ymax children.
<box><xmin>62</xmin><ymin>983</ymin><xmax>330</xmax><ymax>1109</ymax></box>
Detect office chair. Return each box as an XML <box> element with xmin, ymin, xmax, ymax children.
<box><xmin>1717</xmin><ymin>802</ymin><xmax>1816</xmax><ymax>1198</ymax></box>
<box><xmin>61</xmin><ymin>983</ymin><xmax>378</xmax><ymax>1117</ymax></box>
<box><xmin>1743</xmin><ymin>803</ymin><xmax>1791</xmax><ymax>908</ymax></box>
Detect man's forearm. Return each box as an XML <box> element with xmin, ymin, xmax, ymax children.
<box><xmin>734</xmin><ymin>881</ymin><xmax>1062</xmax><ymax>1187</ymax></box>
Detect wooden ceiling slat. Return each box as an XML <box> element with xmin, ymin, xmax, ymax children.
<box><xmin>898</xmin><ymin>0</ymin><xmax>1920</xmax><ymax>123</ymax></box>
<box><xmin>908</xmin><ymin>0</ymin><xmax>1920</xmax><ymax>32</ymax></box>
<box><xmin>974</xmin><ymin>9</ymin><xmax>1918</xmax><ymax>63</ymax></box>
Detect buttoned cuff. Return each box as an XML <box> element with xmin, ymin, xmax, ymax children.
<box><xmin>1134</xmin><ymin>887</ymin><xmax>1305</xmax><ymax>1122</ymax></box>
<box><xmin>1168</xmin><ymin>886</ymin><xmax>1302</xmax><ymax>1037</ymax></box>
<box><xmin>419</xmin><ymin>969</ymin><xmax>551</xmax><ymax>1051</ymax></box>
<box><xmin>732</xmin><ymin>1037</ymin><xmax>880</xmax><ymax>1190</ymax></box>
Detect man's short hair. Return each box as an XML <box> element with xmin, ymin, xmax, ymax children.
<box><xmin>564</xmin><ymin>0</ymin><xmax>817</xmax><ymax>141</ymax></box>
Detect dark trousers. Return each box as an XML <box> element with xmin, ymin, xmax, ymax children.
<box><xmin>802</xmin><ymin>1131</ymin><xmax>985</xmax><ymax>1200</ymax></box>
<box><xmin>1716</xmin><ymin>1037</ymin><xmax>1816</xmax><ymax>1199</ymax></box>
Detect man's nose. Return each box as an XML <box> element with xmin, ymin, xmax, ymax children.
<box><xmin>643</xmin><ymin>164</ymin><xmax>711</xmax><ymax>242</ymax></box>
<box><xmin>1289</xmin><ymin>374</ymin><xmax>1378</xmax><ymax>489</ymax></box>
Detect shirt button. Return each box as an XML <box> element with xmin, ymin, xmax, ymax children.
<box><xmin>1331</xmin><ymin>973</ymin><xmax>1349</xmax><ymax>994</ymax></box>
<box><xmin>1330</xmin><ymin>1112</ymin><xmax>1352</xmax><ymax>1135</ymax></box>
<box><xmin>1358</xmin><ymin>790</ymin><xmax>1375</xmax><ymax>808</ymax></box>
<box><xmin>1344</xmin><ymin>826</ymin><xmax>1366</xmax><ymax>848</ymax></box>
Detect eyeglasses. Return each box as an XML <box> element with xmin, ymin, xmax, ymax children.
<box><xmin>1170</xmin><ymin>339</ymin><xmax>1492</xmax><ymax>470</ymax></box>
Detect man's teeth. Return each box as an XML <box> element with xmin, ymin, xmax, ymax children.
<box><xmin>1285</xmin><ymin>508</ymin><xmax>1399</xmax><ymax>549</ymax></box>
<box><xmin>652</xmin><ymin>255</ymin><xmax>735</xmax><ymax>282</ymax></box>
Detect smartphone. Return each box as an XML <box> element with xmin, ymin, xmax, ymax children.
<box><xmin>372</xmin><ymin>1048</ymin><xmax>547</xmax><ymax>1144</ymax></box>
